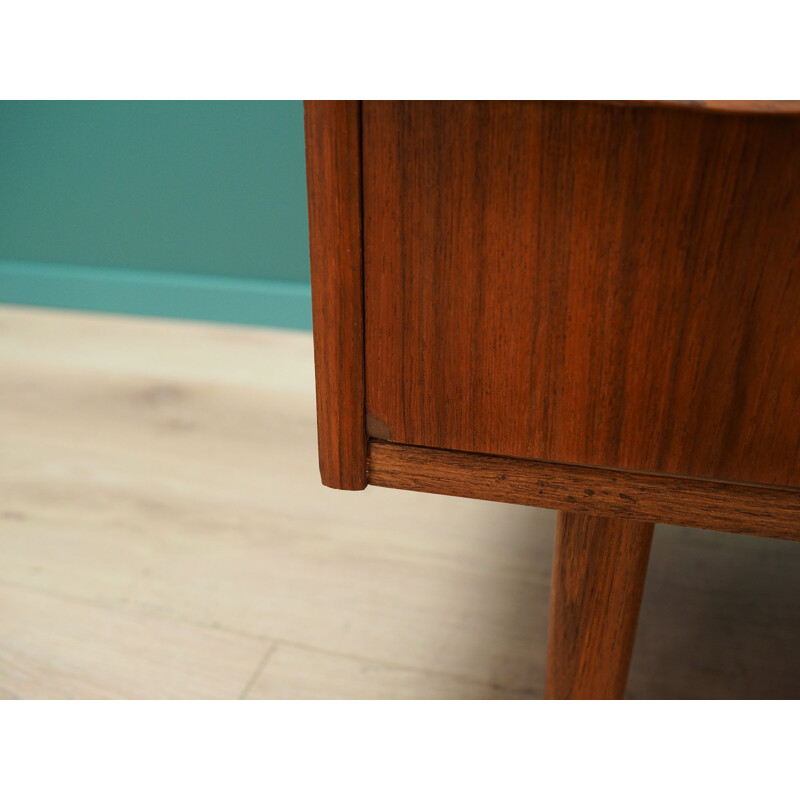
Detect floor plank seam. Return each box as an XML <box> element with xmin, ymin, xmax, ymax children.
<box><xmin>269</xmin><ymin>637</ymin><xmax>541</xmax><ymax>698</ymax></box>
<box><xmin>0</xmin><ymin>579</ymin><xmax>541</xmax><ymax>696</ymax></box>
<box><xmin>0</xmin><ymin>578</ymin><xmax>275</xmax><ymax>643</ymax></box>
<box><xmin>238</xmin><ymin>642</ymin><xmax>279</xmax><ymax>700</ymax></box>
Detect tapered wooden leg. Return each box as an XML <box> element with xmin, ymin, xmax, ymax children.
<box><xmin>545</xmin><ymin>511</ymin><xmax>654</xmax><ymax>699</ymax></box>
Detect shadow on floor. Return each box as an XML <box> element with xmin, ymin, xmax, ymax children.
<box><xmin>629</xmin><ymin>525</ymin><xmax>800</xmax><ymax>699</ymax></box>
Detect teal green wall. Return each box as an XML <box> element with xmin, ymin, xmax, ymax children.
<box><xmin>0</xmin><ymin>101</ymin><xmax>311</xmax><ymax>328</ymax></box>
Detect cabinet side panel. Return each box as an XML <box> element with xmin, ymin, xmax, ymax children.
<box><xmin>304</xmin><ymin>101</ymin><xmax>366</xmax><ymax>489</ymax></box>
<box><xmin>362</xmin><ymin>101</ymin><xmax>800</xmax><ymax>487</ymax></box>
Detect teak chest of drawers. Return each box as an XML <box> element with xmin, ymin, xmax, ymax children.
<box><xmin>304</xmin><ymin>100</ymin><xmax>800</xmax><ymax>699</ymax></box>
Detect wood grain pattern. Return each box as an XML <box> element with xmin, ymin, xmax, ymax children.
<box><xmin>546</xmin><ymin>512</ymin><xmax>653</xmax><ymax>700</ymax></box>
<box><xmin>606</xmin><ymin>100</ymin><xmax>800</xmax><ymax>114</ymax></box>
<box><xmin>247</xmin><ymin>643</ymin><xmax>534</xmax><ymax>700</ymax></box>
<box><xmin>304</xmin><ymin>100</ymin><xmax>366</xmax><ymax>489</ymax></box>
<box><xmin>368</xmin><ymin>441</ymin><xmax>800</xmax><ymax>540</ymax></box>
<box><xmin>0</xmin><ymin>583</ymin><xmax>268</xmax><ymax>699</ymax></box>
<box><xmin>362</xmin><ymin>101</ymin><xmax>800</xmax><ymax>487</ymax></box>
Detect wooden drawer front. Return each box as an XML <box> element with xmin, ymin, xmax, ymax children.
<box><xmin>362</xmin><ymin>101</ymin><xmax>800</xmax><ymax>487</ymax></box>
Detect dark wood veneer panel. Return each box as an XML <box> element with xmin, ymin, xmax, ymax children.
<box><xmin>608</xmin><ymin>100</ymin><xmax>800</xmax><ymax>114</ymax></box>
<box><xmin>304</xmin><ymin>101</ymin><xmax>366</xmax><ymax>489</ymax></box>
<box><xmin>362</xmin><ymin>101</ymin><xmax>800</xmax><ymax>487</ymax></box>
<box><xmin>368</xmin><ymin>441</ymin><xmax>800</xmax><ymax>540</ymax></box>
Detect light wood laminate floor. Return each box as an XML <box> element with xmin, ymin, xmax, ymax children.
<box><xmin>1</xmin><ymin>305</ymin><xmax>798</xmax><ymax>699</ymax></box>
